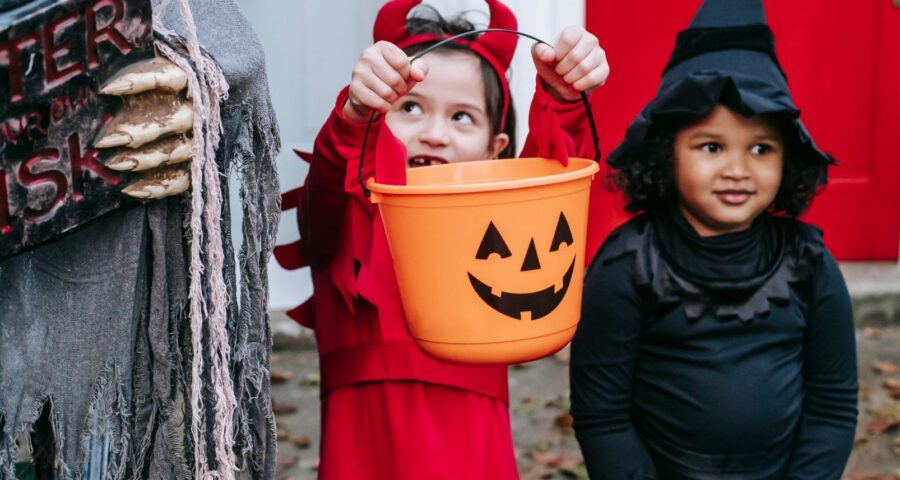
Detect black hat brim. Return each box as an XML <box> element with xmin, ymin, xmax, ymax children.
<box><xmin>608</xmin><ymin>49</ymin><xmax>834</xmax><ymax>169</ymax></box>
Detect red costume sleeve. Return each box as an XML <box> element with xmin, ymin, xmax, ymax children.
<box><xmin>302</xmin><ymin>86</ymin><xmax>393</xmax><ymax>310</ymax></box>
<box><xmin>520</xmin><ymin>75</ymin><xmax>598</xmax><ymax>163</ymax></box>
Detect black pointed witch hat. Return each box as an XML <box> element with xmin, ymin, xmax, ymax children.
<box><xmin>607</xmin><ymin>0</ymin><xmax>834</xmax><ymax>168</ymax></box>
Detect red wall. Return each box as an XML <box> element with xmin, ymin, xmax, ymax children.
<box><xmin>585</xmin><ymin>0</ymin><xmax>900</xmax><ymax>261</ymax></box>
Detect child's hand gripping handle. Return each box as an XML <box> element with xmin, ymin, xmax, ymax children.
<box><xmin>358</xmin><ymin>29</ymin><xmax>602</xmax><ymax>197</ymax></box>
<box><xmin>344</xmin><ymin>41</ymin><xmax>429</xmax><ymax>123</ymax></box>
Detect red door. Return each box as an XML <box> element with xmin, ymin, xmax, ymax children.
<box><xmin>585</xmin><ymin>0</ymin><xmax>900</xmax><ymax>261</ymax></box>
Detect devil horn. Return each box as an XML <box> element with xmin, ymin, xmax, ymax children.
<box><xmin>472</xmin><ymin>0</ymin><xmax>518</xmax><ymax>69</ymax></box>
<box><xmin>374</xmin><ymin>0</ymin><xmax>424</xmax><ymax>43</ymax></box>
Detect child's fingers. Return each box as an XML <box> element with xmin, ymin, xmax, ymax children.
<box><xmin>533</xmin><ymin>43</ymin><xmax>555</xmax><ymax>64</ymax></box>
<box><xmin>409</xmin><ymin>58</ymin><xmax>428</xmax><ymax>83</ymax></box>
<box><xmin>564</xmin><ymin>46</ymin><xmax>608</xmax><ymax>89</ymax></box>
<box><xmin>532</xmin><ymin>43</ymin><xmax>578</xmax><ymax>101</ymax></box>
<box><xmin>379</xmin><ymin>42</ymin><xmax>415</xmax><ymax>81</ymax></box>
<box><xmin>359</xmin><ymin>71</ymin><xmax>400</xmax><ymax>107</ymax></box>
<box><xmin>552</xmin><ymin>26</ymin><xmax>584</xmax><ymax>62</ymax></box>
<box><xmin>405</xmin><ymin>60</ymin><xmax>428</xmax><ymax>96</ymax></box>
<box><xmin>350</xmin><ymin>83</ymin><xmax>392</xmax><ymax>113</ymax></box>
<box><xmin>571</xmin><ymin>58</ymin><xmax>610</xmax><ymax>93</ymax></box>
<box><xmin>370</xmin><ymin>59</ymin><xmax>409</xmax><ymax>99</ymax></box>
<box><xmin>555</xmin><ymin>33</ymin><xmax>599</xmax><ymax>80</ymax></box>
<box><xmin>531</xmin><ymin>43</ymin><xmax>559</xmax><ymax>79</ymax></box>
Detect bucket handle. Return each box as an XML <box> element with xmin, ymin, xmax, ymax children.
<box><xmin>358</xmin><ymin>28</ymin><xmax>602</xmax><ymax>197</ymax></box>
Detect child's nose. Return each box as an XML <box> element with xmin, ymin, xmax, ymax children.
<box><xmin>722</xmin><ymin>153</ymin><xmax>751</xmax><ymax>179</ymax></box>
<box><xmin>419</xmin><ymin>118</ymin><xmax>450</xmax><ymax>147</ymax></box>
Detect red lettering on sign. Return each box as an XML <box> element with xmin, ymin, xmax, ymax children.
<box><xmin>1</xmin><ymin>116</ymin><xmax>23</xmax><ymax>146</ymax></box>
<box><xmin>0</xmin><ymin>110</ymin><xmax>51</xmax><ymax>147</ymax></box>
<box><xmin>42</xmin><ymin>11</ymin><xmax>86</xmax><ymax>88</ymax></box>
<box><xmin>0</xmin><ymin>170</ymin><xmax>11</xmax><ymax>235</ymax></box>
<box><xmin>18</xmin><ymin>148</ymin><xmax>67</xmax><ymax>221</ymax></box>
<box><xmin>69</xmin><ymin>132</ymin><xmax>118</xmax><ymax>201</ymax></box>
<box><xmin>0</xmin><ymin>34</ymin><xmax>39</xmax><ymax>103</ymax></box>
<box><xmin>86</xmin><ymin>0</ymin><xmax>133</xmax><ymax>69</ymax></box>
<box><xmin>25</xmin><ymin>111</ymin><xmax>47</xmax><ymax>140</ymax></box>
<box><xmin>49</xmin><ymin>97</ymin><xmax>67</xmax><ymax>123</ymax></box>
<box><xmin>0</xmin><ymin>0</ymin><xmax>138</xmax><ymax>104</ymax></box>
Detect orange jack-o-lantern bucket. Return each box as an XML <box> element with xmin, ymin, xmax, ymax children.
<box><xmin>362</xmin><ymin>28</ymin><xmax>601</xmax><ymax>365</ymax></box>
<box><xmin>367</xmin><ymin>157</ymin><xmax>598</xmax><ymax>365</ymax></box>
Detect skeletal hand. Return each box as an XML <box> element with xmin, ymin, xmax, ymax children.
<box><xmin>95</xmin><ymin>56</ymin><xmax>194</xmax><ymax>200</ymax></box>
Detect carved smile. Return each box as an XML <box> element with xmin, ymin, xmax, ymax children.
<box><xmin>467</xmin><ymin>259</ymin><xmax>575</xmax><ymax>320</ymax></box>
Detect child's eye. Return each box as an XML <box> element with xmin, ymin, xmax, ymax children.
<box><xmin>751</xmin><ymin>144</ymin><xmax>774</xmax><ymax>155</ymax></box>
<box><xmin>451</xmin><ymin>111</ymin><xmax>474</xmax><ymax>125</ymax></box>
<box><xmin>699</xmin><ymin>143</ymin><xmax>722</xmax><ymax>153</ymax></box>
<box><xmin>401</xmin><ymin>102</ymin><xmax>423</xmax><ymax>115</ymax></box>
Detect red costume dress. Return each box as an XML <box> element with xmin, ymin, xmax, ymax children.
<box><xmin>281</xmin><ymin>80</ymin><xmax>597</xmax><ymax>479</ymax></box>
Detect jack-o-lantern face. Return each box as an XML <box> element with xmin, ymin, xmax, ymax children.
<box><xmin>467</xmin><ymin>213</ymin><xmax>575</xmax><ymax>320</ymax></box>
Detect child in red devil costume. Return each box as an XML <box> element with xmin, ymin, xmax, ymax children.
<box><xmin>292</xmin><ymin>1</ymin><xmax>609</xmax><ymax>477</ymax></box>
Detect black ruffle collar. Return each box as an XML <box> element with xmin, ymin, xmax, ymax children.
<box><xmin>595</xmin><ymin>212</ymin><xmax>825</xmax><ymax>323</ymax></box>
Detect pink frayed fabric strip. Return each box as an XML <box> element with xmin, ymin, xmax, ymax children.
<box><xmin>154</xmin><ymin>1</ymin><xmax>237</xmax><ymax>477</ymax></box>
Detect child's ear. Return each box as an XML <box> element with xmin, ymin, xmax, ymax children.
<box><xmin>489</xmin><ymin>133</ymin><xmax>510</xmax><ymax>159</ymax></box>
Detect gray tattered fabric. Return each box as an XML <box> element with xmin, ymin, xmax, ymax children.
<box><xmin>0</xmin><ymin>0</ymin><xmax>281</xmax><ymax>478</ymax></box>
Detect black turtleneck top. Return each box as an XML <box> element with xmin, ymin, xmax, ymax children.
<box><xmin>571</xmin><ymin>211</ymin><xmax>857</xmax><ymax>480</ymax></box>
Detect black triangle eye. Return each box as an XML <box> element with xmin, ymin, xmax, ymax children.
<box><xmin>550</xmin><ymin>213</ymin><xmax>573</xmax><ymax>252</ymax></box>
<box><xmin>476</xmin><ymin>222</ymin><xmax>512</xmax><ymax>259</ymax></box>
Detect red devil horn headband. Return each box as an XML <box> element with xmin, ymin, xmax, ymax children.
<box><xmin>373</xmin><ymin>0</ymin><xmax>517</xmax><ymax>69</ymax></box>
<box><xmin>373</xmin><ymin>0</ymin><xmax>518</xmax><ymax>129</ymax></box>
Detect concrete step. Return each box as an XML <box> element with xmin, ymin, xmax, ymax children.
<box><xmin>842</xmin><ymin>262</ymin><xmax>900</xmax><ymax>326</ymax></box>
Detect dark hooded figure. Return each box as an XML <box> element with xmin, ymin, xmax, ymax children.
<box><xmin>570</xmin><ymin>0</ymin><xmax>857</xmax><ymax>478</ymax></box>
<box><xmin>0</xmin><ymin>0</ymin><xmax>280</xmax><ymax>478</ymax></box>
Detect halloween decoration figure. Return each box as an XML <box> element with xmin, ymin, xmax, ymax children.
<box><xmin>0</xmin><ymin>0</ymin><xmax>281</xmax><ymax>478</ymax></box>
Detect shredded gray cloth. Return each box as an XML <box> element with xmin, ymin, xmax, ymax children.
<box><xmin>0</xmin><ymin>0</ymin><xmax>280</xmax><ymax>478</ymax></box>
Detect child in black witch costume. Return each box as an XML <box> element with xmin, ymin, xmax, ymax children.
<box><xmin>570</xmin><ymin>0</ymin><xmax>857</xmax><ymax>479</ymax></box>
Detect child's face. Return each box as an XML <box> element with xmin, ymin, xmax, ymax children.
<box><xmin>385</xmin><ymin>50</ymin><xmax>509</xmax><ymax>167</ymax></box>
<box><xmin>673</xmin><ymin>105</ymin><xmax>784</xmax><ymax>236</ymax></box>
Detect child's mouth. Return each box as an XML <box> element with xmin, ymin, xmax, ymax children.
<box><xmin>715</xmin><ymin>190</ymin><xmax>754</xmax><ymax>205</ymax></box>
<box><xmin>408</xmin><ymin>156</ymin><xmax>448</xmax><ymax>168</ymax></box>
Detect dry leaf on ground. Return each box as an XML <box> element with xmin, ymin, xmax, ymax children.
<box><xmin>530</xmin><ymin>450</ymin><xmax>563</xmax><ymax>467</ymax></box>
<box><xmin>867</xmin><ymin>419</ymin><xmax>900</xmax><ymax>435</ymax></box>
<box><xmin>290</xmin><ymin>435</ymin><xmax>311</xmax><ymax>449</ymax></box>
<box><xmin>303</xmin><ymin>458</ymin><xmax>320</xmax><ymax>471</ymax></box>
<box><xmin>555</xmin><ymin>412</ymin><xmax>575</xmax><ymax>435</ymax></box>
<box><xmin>874</xmin><ymin>403</ymin><xmax>900</xmax><ymax>420</ymax></box>
<box><xmin>272</xmin><ymin>401</ymin><xmax>299</xmax><ymax>416</ymax></box>
<box><xmin>301</xmin><ymin>373</ymin><xmax>321</xmax><ymax>386</ymax></box>
<box><xmin>271</xmin><ymin>370</ymin><xmax>293</xmax><ymax>384</ymax></box>
<box><xmin>872</xmin><ymin>361</ymin><xmax>899</xmax><ymax>376</ymax></box>
<box><xmin>883</xmin><ymin>378</ymin><xmax>900</xmax><ymax>399</ymax></box>
<box><xmin>276</xmin><ymin>454</ymin><xmax>298</xmax><ymax>469</ymax></box>
<box><xmin>863</xmin><ymin>327</ymin><xmax>886</xmax><ymax>340</ymax></box>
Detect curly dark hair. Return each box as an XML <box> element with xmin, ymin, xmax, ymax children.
<box><xmin>610</xmin><ymin>115</ymin><xmax>829</xmax><ymax>217</ymax></box>
<box><xmin>404</xmin><ymin>6</ymin><xmax>517</xmax><ymax>158</ymax></box>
